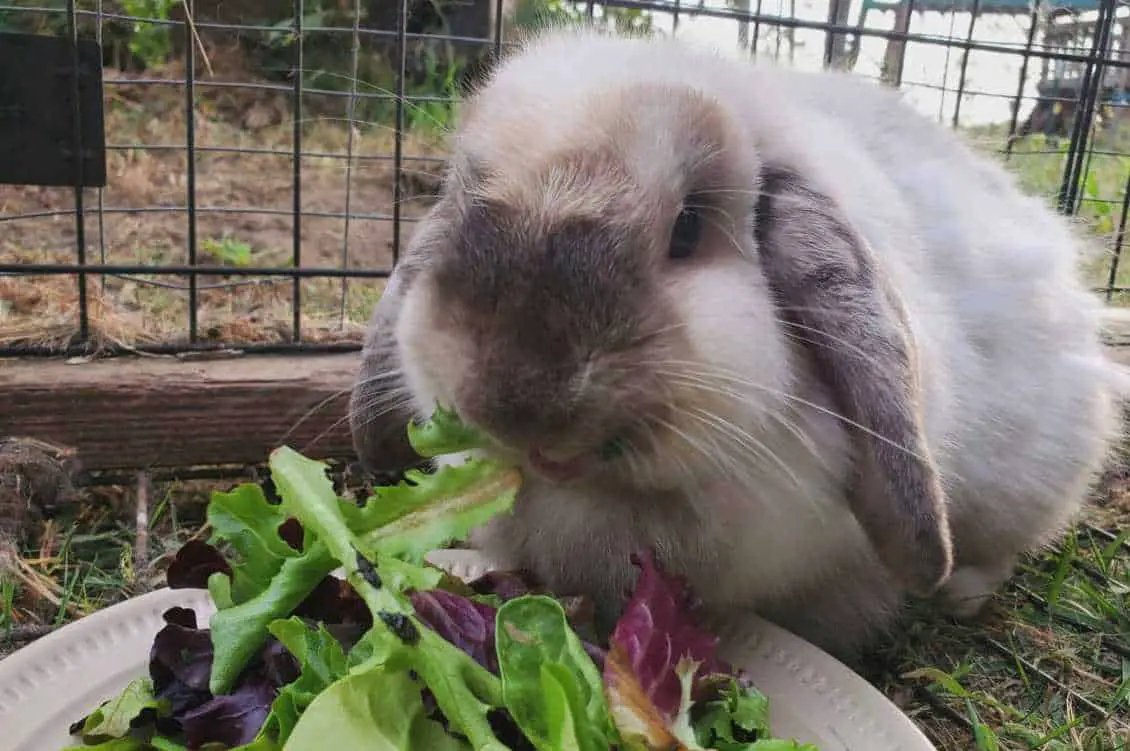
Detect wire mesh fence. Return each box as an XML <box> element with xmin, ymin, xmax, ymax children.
<box><xmin>2</xmin><ymin>0</ymin><xmax>1130</xmax><ymax>357</ymax></box>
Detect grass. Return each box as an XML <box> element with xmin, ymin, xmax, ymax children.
<box><xmin>0</xmin><ymin>477</ymin><xmax>211</xmax><ymax>644</ymax></box>
<box><xmin>864</xmin><ymin>513</ymin><xmax>1130</xmax><ymax>749</ymax></box>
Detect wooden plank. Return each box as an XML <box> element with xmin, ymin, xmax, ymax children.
<box><xmin>880</xmin><ymin>0</ymin><xmax>912</xmax><ymax>85</ymax></box>
<box><xmin>0</xmin><ymin>353</ymin><xmax>365</xmax><ymax>472</ymax></box>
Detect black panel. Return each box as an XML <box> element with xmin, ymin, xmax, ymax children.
<box><xmin>0</xmin><ymin>31</ymin><xmax>106</xmax><ymax>188</ymax></box>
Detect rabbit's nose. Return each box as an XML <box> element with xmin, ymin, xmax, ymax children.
<box><xmin>458</xmin><ymin>361</ymin><xmax>576</xmax><ymax>443</ymax></box>
<box><xmin>458</xmin><ymin>391</ymin><xmax>567</xmax><ymax>447</ymax></box>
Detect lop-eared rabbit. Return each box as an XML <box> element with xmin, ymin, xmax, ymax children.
<box><xmin>350</xmin><ymin>27</ymin><xmax>1125</xmax><ymax>660</ymax></box>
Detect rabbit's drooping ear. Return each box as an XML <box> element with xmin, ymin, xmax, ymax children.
<box><xmin>349</xmin><ymin>267</ymin><xmax>420</xmax><ymax>475</ymax></box>
<box><xmin>754</xmin><ymin>166</ymin><xmax>954</xmax><ymax>596</ymax></box>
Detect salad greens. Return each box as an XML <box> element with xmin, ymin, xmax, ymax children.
<box><xmin>495</xmin><ymin>596</ymin><xmax>615</xmax><ymax>751</ymax></box>
<box><xmin>63</xmin><ymin>406</ymin><xmax>817</xmax><ymax>751</ymax></box>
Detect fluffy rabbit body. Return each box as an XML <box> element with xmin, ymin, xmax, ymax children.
<box><xmin>350</xmin><ymin>28</ymin><xmax>1124</xmax><ymax>658</ymax></box>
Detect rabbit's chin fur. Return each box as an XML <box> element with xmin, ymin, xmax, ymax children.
<box><xmin>351</xmin><ymin>27</ymin><xmax>1128</xmax><ymax>662</ymax></box>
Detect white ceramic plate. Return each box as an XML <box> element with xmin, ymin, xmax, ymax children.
<box><xmin>0</xmin><ymin>550</ymin><xmax>935</xmax><ymax>751</ymax></box>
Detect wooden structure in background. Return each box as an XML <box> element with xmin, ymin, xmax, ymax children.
<box><xmin>0</xmin><ymin>353</ymin><xmax>362</xmax><ymax>472</ymax></box>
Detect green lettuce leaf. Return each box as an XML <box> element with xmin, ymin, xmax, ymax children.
<box><xmin>207</xmin><ymin>485</ymin><xmax>299</xmax><ymax>605</ymax></box>
<box><xmin>60</xmin><ymin>724</ymin><xmax>191</xmax><ymax>750</ymax></box>
<box><xmin>61</xmin><ymin>740</ymin><xmax>147</xmax><ymax>751</ymax></box>
<box><xmin>67</xmin><ymin>407</ymin><xmax>543</xmax><ymax>751</ymax></box>
<box><xmin>683</xmin><ymin>667</ymin><xmax>817</xmax><ymax>751</ymax></box>
<box><xmin>495</xmin><ymin>595</ymin><xmax>618</xmax><ymax>751</ymax></box>
<box><xmin>266</xmin><ymin>444</ymin><xmax>512</xmax><ymax>751</ymax></box>
<box><xmin>255</xmin><ymin>617</ymin><xmax>350</xmax><ymax>746</ymax></box>
<box><xmin>405</xmin><ymin>404</ymin><xmax>486</xmax><ymax>458</ymax></box>
<box><xmin>283</xmin><ymin>666</ymin><xmax>470</xmax><ymax>751</ymax></box>
<box><xmin>207</xmin><ymin>405</ymin><xmax>520</xmax><ymax>696</ymax></box>
<box><xmin>539</xmin><ymin>662</ymin><xmax>586</xmax><ymax>751</ymax></box>
<box><xmin>202</xmin><ymin>479</ymin><xmax>346</xmax><ymax>696</ymax></box>
<box><xmin>70</xmin><ymin>676</ymin><xmax>166</xmax><ymax>742</ymax></box>
<box><xmin>693</xmin><ymin>678</ymin><xmax>770</xmax><ymax>749</ymax></box>
<box><xmin>147</xmin><ymin>739</ymin><xmax>190</xmax><ymax>751</ymax></box>
<box><xmin>361</xmin><ymin>459</ymin><xmax>521</xmax><ymax>564</ymax></box>
<box><xmin>600</xmin><ymin>551</ymin><xmax>820</xmax><ymax>751</ymax></box>
<box><xmin>207</xmin><ymin>540</ymin><xmax>336</xmax><ymax>695</ymax></box>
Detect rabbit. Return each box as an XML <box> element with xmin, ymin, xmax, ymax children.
<box><xmin>348</xmin><ymin>26</ymin><xmax>1126</xmax><ymax>661</ymax></box>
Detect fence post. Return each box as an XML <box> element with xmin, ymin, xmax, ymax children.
<box><xmin>1057</xmin><ymin>0</ymin><xmax>1115</xmax><ymax>215</ymax></box>
<box><xmin>882</xmin><ymin>0</ymin><xmax>913</xmax><ymax>87</ymax></box>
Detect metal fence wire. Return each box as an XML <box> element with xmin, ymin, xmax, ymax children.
<box><xmin>2</xmin><ymin>0</ymin><xmax>1130</xmax><ymax>357</ymax></box>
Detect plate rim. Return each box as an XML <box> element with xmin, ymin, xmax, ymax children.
<box><xmin>0</xmin><ymin>549</ymin><xmax>935</xmax><ymax>751</ymax></box>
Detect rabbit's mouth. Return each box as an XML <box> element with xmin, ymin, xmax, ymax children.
<box><xmin>527</xmin><ymin>446</ymin><xmax>593</xmax><ymax>482</ymax></box>
<box><xmin>525</xmin><ymin>436</ymin><xmax>630</xmax><ymax>483</ymax></box>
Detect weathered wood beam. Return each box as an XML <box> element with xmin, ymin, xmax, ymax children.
<box><xmin>0</xmin><ymin>352</ymin><xmax>363</xmax><ymax>472</ymax></box>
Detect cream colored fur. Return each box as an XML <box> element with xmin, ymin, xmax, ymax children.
<box><xmin>367</xmin><ymin>27</ymin><xmax>1126</xmax><ymax>659</ymax></box>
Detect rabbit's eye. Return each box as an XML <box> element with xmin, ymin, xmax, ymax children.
<box><xmin>668</xmin><ymin>206</ymin><xmax>701</xmax><ymax>260</ymax></box>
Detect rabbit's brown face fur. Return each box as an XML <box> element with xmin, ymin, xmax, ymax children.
<box><xmin>394</xmin><ymin>84</ymin><xmax>785</xmax><ymax>486</ymax></box>
<box><xmin>429</xmin><ymin>197</ymin><xmax>679</xmax><ymax>466</ymax></box>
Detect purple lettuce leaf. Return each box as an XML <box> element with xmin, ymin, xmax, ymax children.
<box><xmin>166</xmin><ymin>518</ymin><xmax>303</xmax><ymax>593</ymax></box>
<box><xmin>179</xmin><ymin>677</ymin><xmax>278</xmax><ymax>749</ymax></box>
<box><xmin>276</xmin><ymin>517</ymin><xmax>305</xmax><ymax>550</ymax></box>
<box><xmin>410</xmin><ymin>578</ymin><xmax>608</xmax><ymax>679</ymax></box>
<box><xmin>166</xmin><ymin>540</ymin><xmax>232</xmax><ymax>591</ymax></box>
<box><xmin>149</xmin><ymin>607</ymin><xmax>215</xmax><ymax>718</ymax></box>
<box><xmin>167</xmin><ymin>520</ymin><xmax>372</xmax><ymax>631</ymax></box>
<box><xmin>602</xmin><ymin>550</ymin><xmax>754</xmax><ymax>749</ymax></box>
<box><xmin>410</xmin><ymin>588</ymin><xmax>501</xmax><ymax>673</ymax></box>
<box><xmin>582</xmin><ymin>640</ymin><xmax>610</xmax><ymax>672</ymax></box>
<box><xmin>607</xmin><ymin>550</ymin><xmax>741</xmax><ymax>716</ymax></box>
<box><xmin>145</xmin><ymin>607</ymin><xmax>303</xmax><ymax>749</ymax></box>
<box><xmin>291</xmin><ymin>574</ymin><xmax>372</xmax><ymax>628</ymax></box>
<box><xmin>487</xmin><ymin>708</ymin><xmax>540</xmax><ymax>751</ymax></box>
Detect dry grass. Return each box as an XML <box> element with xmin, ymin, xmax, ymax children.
<box><xmin>0</xmin><ymin>244</ymin><xmax>386</xmax><ymax>352</ymax></box>
<box><xmin>6</xmin><ymin>78</ymin><xmax>1130</xmax><ymax>352</ymax></box>
<box><xmin>0</xmin><ymin>44</ymin><xmax>444</xmax><ymax>351</ymax></box>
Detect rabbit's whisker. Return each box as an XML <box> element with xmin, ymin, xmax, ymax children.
<box><xmin>651</xmin><ymin>359</ymin><xmax>928</xmax><ymax>465</ymax></box>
